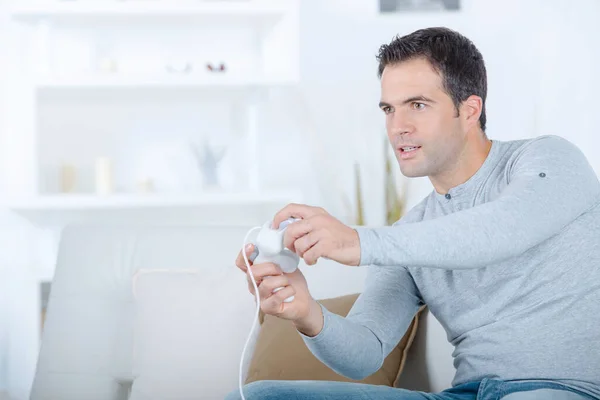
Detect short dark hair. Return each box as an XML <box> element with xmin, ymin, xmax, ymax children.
<box><xmin>376</xmin><ymin>27</ymin><xmax>487</xmax><ymax>132</ymax></box>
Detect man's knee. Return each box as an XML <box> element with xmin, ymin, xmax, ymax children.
<box><xmin>225</xmin><ymin>380</ymin><xmax>430</xmax><ymax>400</ymax></box>
<box><xmin>225</xmin><ymin>380</ymin><xmax>283</xmax><ymax>400</ymax></box>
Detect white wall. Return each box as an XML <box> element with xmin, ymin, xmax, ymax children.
<box><xmin>298</xmin><ymin>0</ymin><xmax>600</xmax><ymax>213</ymax></box>
<box><xmin>0</xmin><ymin>271</ymin><xmax>6</xmax><ymax>393</ymax></box>
<box><xmin>0</xmin><ymin>1</ymin><xmax>11</xmax><ymax>392</ymax></box>
<box><xmin>535</xmin><ymin>0</ymin><xmax>600</xmax><ymax>174</ymax></box>
<box><xmin>1</xmin><ymin>0</ymin><xmax>600</xmax><ymax>396</ymax></box>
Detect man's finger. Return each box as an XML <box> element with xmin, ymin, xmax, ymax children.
<box><xmin>236</xmin><ymin>243</ymin><xmax>257</xmax><ymax>272</ymax></box>
<box><xmin>272</xmin><ymin>203</ymin><xmax>324</xmax><ymax>230</ymax></box>
<box><xmin>263</xmin><ymin>285</ymin><xmax>296</xmax><ymax>315</ymax></box>
<box><xmin>283</xmin><ymin>219</ymin><xmax>313</xmax><ymax>252</ymax></box>
<box><xmin>258</xmin><ymin>275</ymin><xmax>289</xmax><ymax>300</ymax></box>
<box><xmin>293</xmin><ymin>230</ymin><xmax>320</xmax><ymax>257</ymax></box>
<box><xmin>303</xmin><ymin>242</ymin><xmax>326</xmax><ymax>266</ymax></box>
<box><xmin>247</xmin><ymin>262</ymin><xmax>283</xmax><ymax>281</ymax></box>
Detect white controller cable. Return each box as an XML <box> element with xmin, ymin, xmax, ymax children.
<box><xmin>239</xmin><ymin>225</ymin><xmax>263</xmax><ymax>400</ymax></box>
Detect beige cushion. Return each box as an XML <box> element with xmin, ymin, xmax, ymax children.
<box><xmin>245</xmin><ymin>293</ymin><xmax>422</xmax><ymax>387</ymax></box>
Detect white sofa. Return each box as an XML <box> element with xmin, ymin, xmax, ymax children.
<box><xmin>31</xmin><ymin>224</ymin><xmax>456</xmax><ymax>400</ymax></box>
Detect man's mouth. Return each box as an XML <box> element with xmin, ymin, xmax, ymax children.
<box><xmin>398</xmin><ymin>145</ymin><xmax>421</xmax><ymax>160</ymax></box>
<box><xmin>399</xmin><ymin>146</ymin><xmax>421</xmax><ymax>153</ymax></box>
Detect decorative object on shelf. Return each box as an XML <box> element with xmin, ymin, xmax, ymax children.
<box><xmin>40</xmin><ymin>282</ymin><xmax>51</xmax><ymax>335</ymax></box>
<box><xmin>98</xmin><ymin>57</ymin><xmax>119</xmax><ymax>74</ymax></box>
<box><xmin>95</xmin><ymin>157</ymin><xmax>114</xmax><ymax>195</ymax></box>
<box><xmin>380</xmin><ymin>0</ymin><xmax>460</xmax><ymax>13</ymax></box>
<box><xmin>136</xmin><ymin>178</ymin><xmax>155</xmax><ymax>193</ymax></box>
<box><xmin>166</xmin><ymin>61</ymin><xmax>193</xmax><ymax>75</ymax></box>
<box><xmin>59</xmin><ymin>163</ymin><xmax>77</xmax><ymax>193</ymax></box>
<box><xmin>190</xmin><ymin>140</ymin><xmax>227</xmax><ymax>189</ymax></box>
<box><xmin>384</xmin><ymin>138</ymin><xmax>407</xmax><ymax>225</ymax></box>
<box><xmin>206</xmin><ymin>62</ymin><xmax>226</xmax><ymax>73</ymax></box>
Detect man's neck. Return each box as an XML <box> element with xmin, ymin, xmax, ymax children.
<box><xmin>430</xmin><ymin>134</ymin><xmax>493</xmax><ymax>194</ymax></box>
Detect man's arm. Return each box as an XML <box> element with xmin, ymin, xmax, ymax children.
<box><xmin>356</xmin><ymin>135</ymin><xmax>600</xmax><ymax>270</ymax></box>
<box><xmin>297</xmin><ymin>265</ymin><xmax>423</xmax><ymax>380</ymax></box>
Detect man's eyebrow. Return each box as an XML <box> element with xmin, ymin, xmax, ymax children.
<box><xmin>379</xmin><ymin>96</ymin><xmax>436</xmax><ymax>108</ymax></box>
<box><xmin>403</xmin><ymin>95</ymin><xmax>436</xmax><ymax>104</ymax></box>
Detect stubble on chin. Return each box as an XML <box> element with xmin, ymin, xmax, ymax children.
<box><xmin>398</xmin><ymin>160</ymin><xmax>429</xmax><ymax>178</ymax></box>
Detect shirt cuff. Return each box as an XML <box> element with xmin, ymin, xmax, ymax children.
<box><xmin>354</xmin><ymin>226</ymin><xmax>377</xmax><ymax>266</ymax></box>
<box><xmin>296</xmin><ymin>302</ymin><xmax>334</xmax><ymax>343</ymax></box>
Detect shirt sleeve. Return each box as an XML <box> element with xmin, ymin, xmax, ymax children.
<box><xmin>356</xmin><ymin>135</ymin><xmax>600</xmax><ymax>270</ymax></box>
<box><xmin>299</xmin><ymin>265</ymin><xmax>423</xmax><ymax>380</ymax></box>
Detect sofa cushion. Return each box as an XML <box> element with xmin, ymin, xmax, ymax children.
<box><xmin>129</xmin><ymin>267</ymin><xmax>258</xmax><ymax>400</ymax></box>
<box><xmin>245</xmin><ymin>293</ymin><xmax>422</xmax><ymax>387</ymax></box>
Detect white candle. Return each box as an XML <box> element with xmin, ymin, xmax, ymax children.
<box><xmin>60</xmin><ymin>163</ymin><xmax>77</xmax><ymax>193</ymax></box>
<box><xmin>95</xmin><ymin>157</ymin><xmax>113</xmax><ymax>195</ymax></box>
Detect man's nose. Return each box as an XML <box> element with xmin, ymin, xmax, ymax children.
<box><xmin>389</xmin><ymin>112</ymin><xmax>413</xmax><ymax>136</ymax></box>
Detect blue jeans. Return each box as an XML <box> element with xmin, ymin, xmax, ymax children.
<box><xmin>226</xmin><ymin>378</ymin><xmax>595</xmax><ymax>400</ymax></box>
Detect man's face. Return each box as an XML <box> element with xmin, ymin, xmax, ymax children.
<box><xmin>379</xmin><ymin>57</ymin><xmax>467</xmax><ymax>178</ymax></box>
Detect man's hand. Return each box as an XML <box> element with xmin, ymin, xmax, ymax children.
<box><xmin>272</xmin><ymin>203</ymin><xmax>361</xmax><ymax>266</ymax></box>
<box><xmin>235</xmin><ymin>244</ymin><xmax>324</xmax><ymax>336</ymax></box>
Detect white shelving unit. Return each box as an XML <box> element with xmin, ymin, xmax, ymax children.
<box><xmin>34</xmin><ymin>74</ymin><xmax>295</xmax><ymax>89</ymax></box>
<box><xmin>2</xmin><ymin>3</ymin><xmax>301</xmax><ymax>396</ymax></box>
<box><xmin>7</xmin><ymin>191</ymin><xmax>299</xmax><ymax>210</ymax></box>
<box><xmin>4</xmin><ymin>190</ymin><xmax>303</xmax><ymax>226</ymax></box>
<box><xmin>10</xmin><ymin>0</ymin><xmax>292</xmax><ymax>21</ymax></box>
<box><xmin>5</xmin><ymin>0</ymin><xmax>301</xmax><ymax>226</ymax></box>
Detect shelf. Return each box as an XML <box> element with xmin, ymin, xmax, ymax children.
<box><xmin>7</xmin><ymin>191</ymin><xmax>299</xmax><ymax>210</ymax></box>
<box><xmin>34</xmin><ymin>74</ymin><xmax>297</xmax><ymax>90</ymax></box>
<box><xmin>10</xmin><ymin>0</ymin><xmax>292</xmax><ymax>25</ymax></box>
<box><xmin>5</xmin><ymin>191</ymin><xmax>302</xmax><ymax>226</ymax></box>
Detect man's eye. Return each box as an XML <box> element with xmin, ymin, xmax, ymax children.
<box><xmin>412</xmin><ymin>102</ymin><xmax>426</xmax><ymax>110</ymax></box>
<box><xmin>383</xmin><ymin>106</ymin><xmax>393</xmax><ymax>114</ymax></box>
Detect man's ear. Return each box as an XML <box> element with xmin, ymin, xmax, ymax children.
<box><xmin>462</xmin><ymin>95</ymin><xmax>483</xmax><ymax>129</ymax></box>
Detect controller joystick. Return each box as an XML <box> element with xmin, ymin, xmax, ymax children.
<box><xmin>252</xmin><ymin>217</ymin><xmax>300</xmax><ymax>303</ymax></box>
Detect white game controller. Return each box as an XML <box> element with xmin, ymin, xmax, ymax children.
<box><xmin>250</xmin><ymin>217</ymin><xmax>300</xmax><ymax>303</ymax></box>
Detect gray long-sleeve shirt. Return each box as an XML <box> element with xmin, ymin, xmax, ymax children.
<box><xmin>300</xmin><ymin>135</ymin><xmax>600</xmax><ymax>398</ymax></box>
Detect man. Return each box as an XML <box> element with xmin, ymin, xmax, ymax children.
<box><xmin>229</xmin><ymin>27</ymin><xmax>600</xmax><ymax>400</ymax></box>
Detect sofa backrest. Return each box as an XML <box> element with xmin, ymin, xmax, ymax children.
<box><xmin>32</xmin><ymin>224</ymin><xmax>372</xmax><ymax>400</ymax></box>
